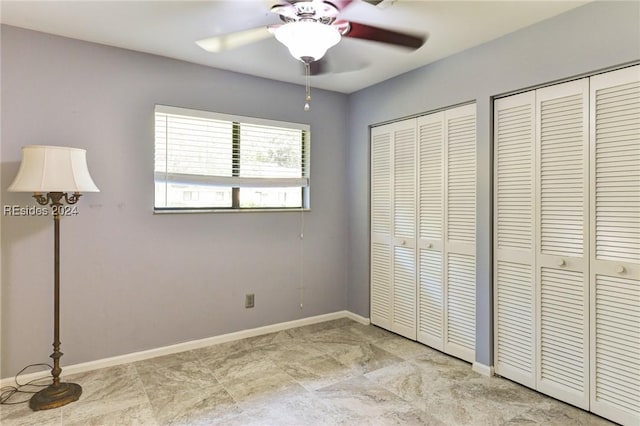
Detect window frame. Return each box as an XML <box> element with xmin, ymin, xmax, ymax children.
<box><xmin>154</xmin><ymin>105</ymin><xmax>310</xmax><ymax>213</ymax></box>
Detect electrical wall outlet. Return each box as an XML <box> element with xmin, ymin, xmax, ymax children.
<box><xmin>245</xmin><ymin>293</ymin><xmax>255</xmax><ymax>308</ymax></box>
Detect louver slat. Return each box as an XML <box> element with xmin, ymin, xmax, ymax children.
<box><xmin>419</xmin><ymin>119</ymin><xmax>443</xmax><ymax>240</ymax></box>
<box><xmin>394</xmin><ymin>128</ymin><xmax>416</xmax><ymax>239</ymax></box>
<box><xmin>496</xmin><ymin>102</ymin><xmax>534</xmax><ymax>250</ymax></box>
<box><xmin>494</xmin><ymin>93</ymin><xmax>536</xmax><ymax>387</ymax></box>
<box><xmin>371</xmin><ymin>243</ymin><xmax>391</xmax><ymax>322</ymax></box>
<box><xmin>536</xmin><ymin>79</ymin><xmax>589</xmax><ymax>410</ymax></box>
<box><xmin>447</xmin><ymin>253</ymin><xmax>476</xmax><ymax>355</ymax></box>
<box><xmin>419</xmin><ymin>249</ymin><xmax>443</xmax><ymax>347</ymax></box>
<box><xmin>594</xmin><ymin>274</ymin><xmax>640</xmax><ymax>415</ymax></box>
<box><xmin>496</xmin><ymin>261</ymin><xmax>534</xmax><ymax>377</ymax></box>
<box><xmin>540</xmin><ymin>93</ymin><xmax>586</xmax><ymax>257</ymax></box>
<box><xmin>394</xmin><ymin>246</ymin><xmax>416</xmax><ymax>331</ymax></box>
<box><xmin>392</xmin><ymin>123</ymin><xmax>417</xmax><ymax>339</ymax></box>
<box><xmin>447</xmin><ymin>115</ymin><xmax>476</xmax><ymax>244</ymax></box>
<box><xmin>370</xmin><ymin>129</ymin><xmax>392</xmax><ymax>330</ymax></box>
<box><xmin>444</xmin><ymin>105</ymin><xmax>476</xmax><ymax>363</ymax></box>
<box><xmin>417</xmin><ymin>113</ymin><xmax>444</xmax><ymax>349</ymax></box>
<box><xmin>371</xmin><ymin>133</ymin><xmax>392</xmax><ymax>236</ymax></box>
<box><xmin>590</xmin><ymin>66</ymin><xmax>640</xmax><ymax>426</ymax></box>
<box><xmin>595</xmin><ymin>80</ymin><xmax>640</xmax><ymax>262</ymax></box>
<box><xmin>540</xmin><ymin>267</ymin><xmax>586</xmax><ymax>392</ymax></box>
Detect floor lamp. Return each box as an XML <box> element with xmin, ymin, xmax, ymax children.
<box><xmin>8</xmin><ymin>145</ymin><xmax>99</xmax><ymax>411</ymax></box>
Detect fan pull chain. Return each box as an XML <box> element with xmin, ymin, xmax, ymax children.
<box><xmin>304</xmin><ymin>62</ymin><xmax>311</xmax><ymax>112</ymax></box>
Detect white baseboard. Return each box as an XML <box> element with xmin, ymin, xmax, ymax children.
<box><xmin>472</xmin><ymin>361</ymin><xmax>495</xmax><ymax>377</ymax></box>
<box><xmin>1</xmin><ymin>310</ymin><xmax>369</xmax><ymax>388</ymax></box>
<box><xmin>342</xmin><ymin>311</ymin><xmax>370</xmax><ymax>325</ymax></box>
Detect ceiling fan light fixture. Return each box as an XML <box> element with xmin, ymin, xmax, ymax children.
<box><xmin>273</xmin><ymin>21</ymin><xmax>341</xmax><ymax>62</ymax></box>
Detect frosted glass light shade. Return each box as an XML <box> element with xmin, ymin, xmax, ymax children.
<box><xmin>274</xmin><ymin>21</ymin><xmax>341</xmax><ymax>61</ymax></box>
<box><xmin>9</xmin><ymin>145</ymin><xmax>100</xmax><ymax>193</ymax></box>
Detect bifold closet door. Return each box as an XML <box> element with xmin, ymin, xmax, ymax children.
<box><xmin>417</xmin><ymin>112</ymin><xmax>445</xmax><ymax>350</ymax></box>
<box><xmin>370</xmin><ymin>126</ymin><xmax>393</xmax><ymax>330</ymax></box>
<box><xmin>416</xmin><ymin>104</ymin><xmax>476</xmax><ymax>363</ymax></box>
<box><xmin>493</xmin><ymin>91</ymin><xmax>536</xmax><ymax>388</ymax></box>
<box><xmin>493</xmin><ymin>66</ymin><xmax>638</xmax><ymax>425</ymax></box>
<box><xmin>370</xmin><ymin>121</ymin><xmax>417</xmax><ymax>339</ymax></box>
<box><xmin>535</xmin><ymin>78</ymin><xmax>590</xmax><ymax>409</ymax></box>
<box><xmin>443</xmin><ymin>104</ymin><xmax>477</xmax><ymax>363</ymax></box>
<box><xmin>589</xmin><ymin>65</ymin><xmax>640</xmax><ymax>426</ymax></box>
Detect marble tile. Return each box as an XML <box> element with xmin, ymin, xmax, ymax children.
<box><xmin>264</xmin><ymin>338</ymin><xmax>325</xmax><ymax>363</ymax></box>
<box><xmin>212</xmin><ymin>386</ymin><xmax>341</xmax><ymax>426</ymax></box>
<box><xmin>302</xmin><ymin>324</ymin><xmax>370</xmax><ymax>345</ymax></box>
<box><xmin>60</xmin><ymin>364</ymin><xmax>149</xmax><ymax>423</ymax></box>
<box><xmin>365</xmin><ymin>360</ymin><xmax>435</xmax><ymax>403</ymax></box>
<box><xmin>275</xmin><ymin>354</ymin><xmax>359</xmax><ymax>391</ymax></box>
<box><xmin>242</xmin><ymin>330</ymin><xmax>293</xmax><ymax>348</ymax></box>
<box><xmin>219</xmin><ymin>365</ymin><xmax>304</xmax><ymax>406</ymax></box>
<box><xmin>63</xmin><ymin>402</ymin><xmax>157</xmax><ymax>426</ymax></box>
<box><xmin>0</xmin><ymin>401</ymin><xmax>63</xmax><ymax>426</ymax></box>
<box><xmin>284</xmin><ymin>318</ymin><xmax>356</xmax><ymax>339</ymax></box>
<box><xmin>4</xmin><ymin>318</ymin><xmax>618</xmax><ymax>426</ymax></box>
<box><xmin>190</xmin><ymin>331</ymin><xmax>293</xmax><ymax>364</ymax></box>
<box><xmin>315</xmin><ymin>375</ymin><xmax>445</xmax><ymax>425</ymax></box>
<box><xmin>324</xmin><ymin>341</ymin><xmax>403</xmax><ymax>374</ymax></box>
<box><xmin>374</xmin><ymin>334</ymin><xmax>437</xmax><ymax>360</ymax></box>
<box><xmin>409</xmin><ymin>349</ymin><xmax>477</xmax><ymax>380</ymax></box>
<box><xmin>135</xmin><ymin>358</ymin><xmax>219</xmax><ymax>402</ymax></box>
<box><xmin>502</xmin><ymin>398</ymin><xmax>616</xmax><ymax>425</ymax></box>
<box><xmin>149</xmin><ymin>383</ymin><xmax>240</xmax><ymax>426</ymax></box>
<box><xmin>198</xmin><ymin>346</ymin><xmax>280</xmax><ymax>382</ymax></box>
<box><xmin>134</xmin><ymin>350</ymin><xmax>200</xmax><ymax>370</ymax></box>
<box><xmin>342</xmin><ymin>322</ymin><xmax>396</xmax><ymax>342</ymax></box>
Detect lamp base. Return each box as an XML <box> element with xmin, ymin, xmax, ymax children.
<box><xmin>29</xmin><ymin>382</ymin><xmax>82</xmax><ymax>411</ymax></box>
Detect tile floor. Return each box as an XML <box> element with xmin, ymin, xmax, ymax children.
<box><xmin>1</xmin><ymin>318</ymin><xmax>615</xmax><ymax>425</ymax></box>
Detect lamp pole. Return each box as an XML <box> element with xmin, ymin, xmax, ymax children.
<box><xmin>28</xmin><ymin>192</ymin><xmax>83</xmax><ymax>411</ymax></box>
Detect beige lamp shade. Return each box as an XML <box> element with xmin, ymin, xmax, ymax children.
<box><xmin>8</xmin><ymin>145</ymin><xmax>100</xmax><ymax>193</ymax></box>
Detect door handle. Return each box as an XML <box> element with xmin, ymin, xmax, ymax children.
<box><xmin>557</xmin><ymin>259</ymin><xmax>566</xmax><ymax>267</ymax></box>
<box><xmin>616</xmin><ymin>265</ymin><xmax>626</xmax><ymax>274</ymax></box>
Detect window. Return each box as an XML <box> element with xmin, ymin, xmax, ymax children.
<box><xmin>154</xmin><ymin>105</ymin><xmax>310</xmax><ymax>211</ymax></box>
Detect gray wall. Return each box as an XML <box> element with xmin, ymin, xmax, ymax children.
<box><xmin>346</xmin><ymin>1</ymin><xmax>640</xmax><ymax>367</ymax></box>
<box><xmin>2</xmin><ymin>1</ymin><xmax>639</xmax><ymax>378</ymax></box>
<box><xmin>1</xmin><ymin>26</ymin><xmax>349</xmax><ymax>377</ymax></box>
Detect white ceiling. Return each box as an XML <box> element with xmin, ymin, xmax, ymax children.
<box><xmin>0</xmin><ymin>0</ymin><xmax>589</xmax><ymax>93</ymax></box>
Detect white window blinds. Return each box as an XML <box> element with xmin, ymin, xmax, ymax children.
<box><xmin>154</xmin><ymin>105</ymin><xmax>310</xmax><ymax>210</ymax></box>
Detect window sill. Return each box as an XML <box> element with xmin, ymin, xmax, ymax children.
<box><xmin>154</xmin><ymin>208</ymin><xmax>311</xmax><ymax>214</ymax></box>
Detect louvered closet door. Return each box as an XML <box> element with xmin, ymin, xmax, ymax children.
<box><xmin>444</xmin><ymin>104</ymin><xmax>477</xmax><ymax>363</ymax></box>
<box><xmin>417</xmin><ymin>112</ymin><xmax>445</xmax><ymax>350</ymax></box>
<box><xmin>391</xmin><ymin>121</ymin><xmax>418</xmax><ymax>339</ymax></box>
<box><xmin>370</xmin><ymin>126</ymin><xmax>393</xmax><ymax>330</ymax></box>
<box><xmin>589</xmin><ymin>65</ymin><xmax>640</xmax><ymax>426</ymax></box>
<box><xmin>535</xmin><ymin>79</ymin><xmax>590</xmax><ymax>409</ymax></box>
<box><xmin>493</xmin><ymin>92</ymin><xmax>536</xmax><ymax>388</ymax></box>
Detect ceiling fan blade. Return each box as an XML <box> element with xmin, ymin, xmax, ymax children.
<box><xmin>196</xmin><ymin>26</ymin><xmax>272</xmax><ymax>52</ymax></box>
<box><xmin>344</xmin><ymin>21</ymin><xmax>426</xmax><ymax>49</ymax></box>
<box><xmin>300</xmin><ymin>48</ymin><xmax>369</xmax><ymax>75</ymax></box>
<box><xmin>327</xmin><ymin>0</ymin><xmax>355</xmax><ymax>10</ymax></box>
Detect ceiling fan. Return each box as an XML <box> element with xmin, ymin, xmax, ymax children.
<box><xmin>196</xmin><ymin>0</ymin><xmax>427</xmax><ymax>74</ymax></box>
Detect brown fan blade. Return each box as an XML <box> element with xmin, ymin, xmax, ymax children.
<box><xmin>344</xmin><ymin>21</ymin><xmax>425</xmax><ymax>49</ymax></box>
<box><xmin>326</xmin><ymin>0</ymin><xmax>355</xmax><ymax>10</ymax></box>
